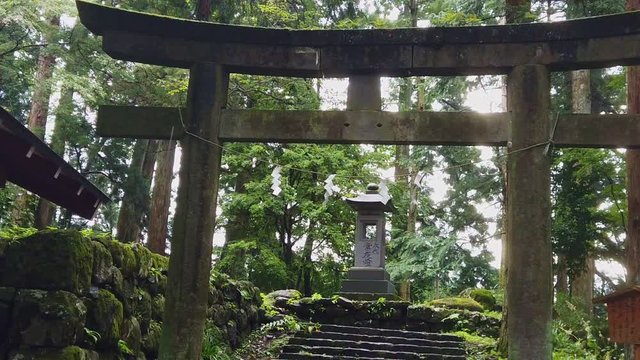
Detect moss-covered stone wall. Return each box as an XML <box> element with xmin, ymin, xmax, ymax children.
<box><xmin>0</xmin><ymin>230</ymin><xmax>261</xmax><ymax>360</ymax></box>
<box><xmin>267</xmin><ymin>291</ymin><xmax>499</xmax><ymax>338</ymax></box>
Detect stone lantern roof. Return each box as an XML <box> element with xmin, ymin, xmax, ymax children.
<box><xmin>346</xmin><ymin>183</ymin><xmax>395</xmax><ymax>212</ymax></box>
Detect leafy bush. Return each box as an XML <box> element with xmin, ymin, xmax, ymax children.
<box><xmin>552</xmin><ymin>295</ymin><xmax>622</xmax><ymax>359</ymax></box>
<box><xmin>201</xmin><ymin>321</ymin><xmax>234</xmax><ymax>360</ymax></box>
<box><xmin>0</xmin><ymin>225</ymin><xmax>37</xmax><ymax>240</ymax></box>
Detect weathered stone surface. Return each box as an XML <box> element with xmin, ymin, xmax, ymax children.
<box><xmin>4</xmin><ymin>230</ymin><xmax>93</xmax><ymax>294</ymax></box>
<box><xmin>267</xmin><ymin>289</ymin><xmax>302</xmax><ymax>301</ymax></box>
<box><xmin>407</xmin><ymin>304</ymin><xmax>435</xmax><ymax>322</ymax></box>
<box><xmin>1</xmin><ymin>230</ymin><xmax>263</xmax><ymax>358</ymax></box>
<box><xmin>11</xmin><ymin>289</ymin><xmax>86</xmax><ymax>347</ymax></box>
<box><xmin>141</xmin><ymin>320</ymin><xmax>161</xmax><ymax>359</ymax></box>
<box><xmin>122</xmin><ymin>317</ymin><xmax>142</xmax><ymax>354</ymax></box>
<box><xmin>132</xmin><ymin>289</ymin><xmax>152</xmax><ymax>333</ymax></box>
<box><xmin>0</xmin><ymin>287</ymin><xmax>16</xmax><ymax>350</ymax></box>
<box><xmin>208</xmin><ymin>286</ymin><xmax>222</xmax><ymax>305</ymax></box>
<box><xmin>91</xmin><ymin>241</ymin><xmax>113</xmax><ymax>286</ymax></box>
<box><xmin>429</xmin><ymin>297</ymin><xmax>484</xmax><ymax>312</ymax></box>
<box><xmin>469</xmin><ymin>289</ymin><xmax>497</xmax><ymax>311</ymax></box>
<box><xmin>9</xmin><ymin>346</ymin><xmax>98</xmax><ymax>360</ymax></box>
<box><xmin>104</xmin><ymin>266</ymin><xmax>123</xmax><ymax>299</ymax></box>
<box><xmin>105</xmin><ymin>241</ymin><xmax>135</xmax><ymax>279</ymax></box>
<box><xmin>150</xmin><ymin>294</ymin><xmax>164</xmax><ymax>320</ymax></box>
<box><xmin>0</xmin><ymin>286</ymin><xmax>16</xmax><ymax>302</ymax></box>
<box><xmin>226</xmin><ymin>320</ymin><xmax>239</xmax><ymax>348</ymax></box>
<box><xmin>132</xmin><ymin>244</ymin><xmax>153</xmax><ymax>279</ymax></box>
<box><xmin>85</xmin><ymin>289</ymin><xmax>123</xmax><ymax>349</ymax></box>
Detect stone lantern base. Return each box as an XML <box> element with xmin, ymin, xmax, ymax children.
<box><xmin>339</xmin><ymin>267</ymin><xmax>396</xmax><ymax>299</ymax></box>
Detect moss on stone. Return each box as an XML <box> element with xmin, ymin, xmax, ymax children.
<box><xmin>120</xmin><ymin>244</ymin><xmax>137</xmax><ymax>279</ymax></box>
<box><xmin>407</xmin><ymin>304</ymin><xmax>436</xmax><ymax>321</ymax></box>
<box><xmin>11</xmin><ymin>289</ymin><xmax>86</xmax><ymax>347</ymax></box>
<box><xmin>91</xmin><ymin>241</ymin><xmax>113</xmax><ymax>286</ymax></box>
<box><xmin>4</xmin><ymin>230</ymin><xmax>93</xmax><ymax>294</ymax></box>
<box><xmin>150</xmin><ymin>253</ymin><xmax>168</xmax><ymax>272</ymax></box>
<box><xmin>85</xmin><ymin>289</ymin><xmax>123</xmax><ymax>349</ymax></box>
<box><xmin>0</xmin><ymin>287</ymin><xmax>15</xmax><ymax>343</ymax></box>
<box><xmin>106</xmin><ymin>241</ymin><xmax>124</xmax><ymax>269</ymax></box>
<box><xmin>132</xmin><ymin>288</ymin><xmax>152</xmax><ymax>332</ymax></box>
<box><xmin>9</xmin><ymin>345</ymin><xmax>97</xmax><ymax>360</ymax></box>
<box><xmin>141</xmin><ymin>320</ymin><xmax>161</xmax><ymax>358</ymax></box>
<box><xmin>151</xmin><ymin>294</ymin><xmax>164</xmax><ymax>321</ymax></box>
<box><xmin>105</xmin><ymin>241</ymin><xmax>136</xmax><ymax>279</ymax></box>
<box><xmin>132</xmin><ymin>244</ymin><xmax>153</xmax><ymax>279</ymax></box>
<box><xmin>469</xmin><ymin>289</ymin><xmax>497</xmax><ymax>310</ymax></box>
<box><xmin>147</xmin><ymin>253</ymin><xmax>168</xmax><ymax>295</ymax></box>
<box><xmin>429</xmin><ymin>297</ymin><xmax>484</xmax><ymax>312</ymax></box>
<box><xmin>122</xmin><ymin>317</ymin><xmax>142</xmax><ymax>354</ymax></box>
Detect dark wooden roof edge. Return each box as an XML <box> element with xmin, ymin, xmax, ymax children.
<box><xmin>77</xmin><ymin>0</ymin><xmax>640</xmax><ymax>47</ymax></box>
<box><xmin>0</xmin><ymin>107</ymin><xmax>110</xmax><ymax>206</ymax></box>
<box><xmin>593</xmin><ymin>285</ymin><xmax>640</xmax><ymax>304</ymax></box>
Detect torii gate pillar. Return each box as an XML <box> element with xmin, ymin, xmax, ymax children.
<box><xmin>506</xmin><ymin>64</ymin><xmax>553</xmax><ymax>359</ymax></box>
<box><xmin>159</xmin><ymin>63</ymin><xmax>228</xmax><ymax>359</ymax></box>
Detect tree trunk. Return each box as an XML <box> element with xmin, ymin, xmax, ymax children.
<box><xmin>195</xmin><ymin>0</ymin><xmax>212</xmax><ymax>20</ymax></box>
<box><xmin>11</xmin><ymin>16</ymin><xmax>60</xmax><ymax>226</ymax></box>
<box><xmin>555</xmin><ymin>255</ymin><xmax>568</xmax><ymax>294</ymax></box>
<box><xmin>116</xmin><ymin>139</ymin><xmax>148</xmax><ymax>242</ymax></box>
<box><xmin>569</xmin><ymin>68</ymin><xmax>595</xmax><ymax>313</ymax></box>
<box><xmin>570</xmin><ymin>258</ymin><xmax>595</xmax><ymax>313</ymax></box>
<box><xmin>627</xmin><ymin>0</ymin><xmax>640</xmax><ymax>287</ymax></box>
<box><xmin>148</xmin><ymin>140</ymin><xmax>176</xmax><ymax>254</ymax></box>
<box><xmin>218</xmin><ymin>168</ymin><xmax>251</xmax><ymax>278</ymax></box>
<box><xmin>35</xmin><ymin>85</ymin><xmax>73</xmax><ymax>229</ymax></box>
<box><xmin>302</xmin><ymin>221</ymin><xmax>317</xmax><ymax>297</ymax></box>
<box><xmin>159</xmin><ymin>63</ymin><xmax>228</xmax><ymax>360</ymax></box>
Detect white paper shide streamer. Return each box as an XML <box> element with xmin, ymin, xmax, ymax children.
<box><xmin>271</xmin><ymin>166</ymin><xmax>282</xmax><ymax>196</ymax></box>
<box><xmin>323</xmin><ymin>174</ymin><xmax>340</xmax><ymax>203</ymax></box>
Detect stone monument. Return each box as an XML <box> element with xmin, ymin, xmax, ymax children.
<box><xmin>340</xmin><ymin>183</ymin><xmax>396</xmax><ymax>298</ymax></box>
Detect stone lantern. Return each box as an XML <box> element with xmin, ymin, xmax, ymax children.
<box><xmin>340</xmin><ymin>183</ymin><xmax>396</xmax><ymax>298</ymax></box>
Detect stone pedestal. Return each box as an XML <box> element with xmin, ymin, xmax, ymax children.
<box><xmin>340</xmin><ymin>267</ymin><xmax>396</xmax><ymax>296</ymax></box>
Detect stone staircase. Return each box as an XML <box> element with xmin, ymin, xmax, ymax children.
<box><xmin>278</xmin><ymin>324</ymin><xmax>467</xmax><ymax>359</ymax></box>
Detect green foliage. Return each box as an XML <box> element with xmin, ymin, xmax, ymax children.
<box><xmin>201</xmin><ymin>321</ymin><xmax>234</xmax><ymax>360</ymax></box>
<box><xmin>453</xmin><ymin>331</ymin><xmax>504</xmax><ymax>360</ymax></box>
<box><xmin>551</xmin><ymin>148</ymin><xmax>625</xmax><ymax>279</ymax></box>
<box><xmin>551</xmin><ymin>295</ymin><xmax>622</xmax><ymax>359</ymax></box>
<box><xmin>429</xmin><ymin>297</ymin><xmax>484</xmax><ymax>312</ymax></box>
<box><xmin>84</xmin><ymin>328</ymin><xmax>101</xmax><ymax>345</ymax></box>
<box><xmin>0</xmin><ymin>225</ymin><xmax>38</xmax><ymax>240</ymax></box>
<box><xmin>117</xmin><ymin>339</ymin><xmax>134</xmax><ymax>355</ymax></box>
<box><xmin>260</xmin><ymin>315</ymin><xmax>302</xmax><ymax>333</ymax></box>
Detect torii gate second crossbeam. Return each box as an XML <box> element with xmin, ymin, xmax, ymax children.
<box><xmin>76</xmin><ymin>1</ymin><xmax>640</xmax><ymax>359</ymax></box>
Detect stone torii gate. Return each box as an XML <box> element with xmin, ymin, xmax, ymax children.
<box><xmin>76</xmin><ymin>1</ymin><xmax>640</xmax><ymax>358</ymax></box>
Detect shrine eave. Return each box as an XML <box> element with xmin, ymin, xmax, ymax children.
<box><xmin>0</xmin><ymin>107</ymin><xmax>110</xmax><ymax>219</ymax></box>
<box><xmin>76</xmin><ymin>1</ymin><xmax>640</xmax><ymax>77</ymax></box>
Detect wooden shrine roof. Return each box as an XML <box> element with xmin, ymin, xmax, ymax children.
<box><xmin>0</xmin><ymin>107</ymin><xmax>109</xmax><ymax>219</ymax></box>
<box><xmin>77</xmin><ymin>0</ymin><xmax>640</xmax><ymax>77</ymax></box>
<box><xmin>594</xmin><ymin>286</ymin><xmax>640</xmax><ymax>304</ymax></box>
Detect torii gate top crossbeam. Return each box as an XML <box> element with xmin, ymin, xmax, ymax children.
<box><xmin>77</xmin><ymin>0</ymin><xmax>640</xmax><ymax>77</ymax></box>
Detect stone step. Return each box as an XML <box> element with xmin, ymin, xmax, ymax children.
<box><xmin>299</xmin><ymin>330</ymin><xmax>464</xmax><ymax>349</ymax></box>
<box><xmin>319</xmin><ymin>324</ymin><xmax>462</xmax><ymax>342</ymax></box>
<box><xmin>279</xmin><ymin>353</ymin><xmax>387</xmax><ymax>360</ymax></box>
<box><xmin>280</xmin><ymin>344</ymin><xmax>467</xmax><ymax>360</ymax></box>
<box><xmin>288</xmin><ymin>337</ymin><xmax>466</xmax><ymax>356</ymax></box>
